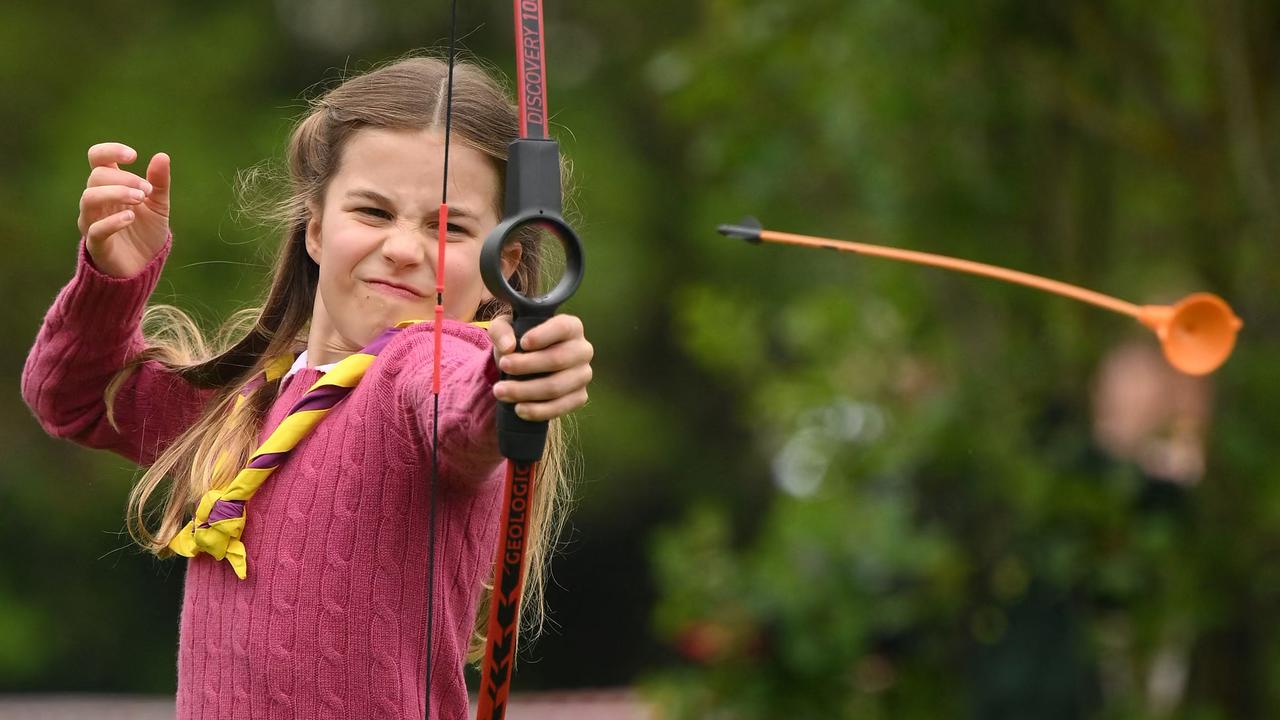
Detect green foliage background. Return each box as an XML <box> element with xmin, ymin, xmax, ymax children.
<box><xmin>2</xmin><ymin>1</ymin><xmax>1276</xmax><ymax>717</ymax></box>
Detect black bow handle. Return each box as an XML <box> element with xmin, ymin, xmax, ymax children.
<box><xmin>480</xmin><ymin>138</ymin><xmax>585</xmax><ymax>462</ymax></box>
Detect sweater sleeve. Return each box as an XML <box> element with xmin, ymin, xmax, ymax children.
<box><xmin>20</xmin><ymin>236</ymin><xmax>215</xmax><ymax>466</ymax></box>
<box><xmin>388</xmin><ymin>321</ymin><xmax>504</xmax><ymax>492</ymax></box>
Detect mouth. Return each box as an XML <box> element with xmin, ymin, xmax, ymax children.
<box><xmin>365</xmin><ymin>279</ymin><xmax>425</xmax><ymax>300</ymax></box>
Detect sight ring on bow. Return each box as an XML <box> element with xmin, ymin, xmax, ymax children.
<box><xmin>480</xmin><ymin>210</ymin><xmax>583</xmax><ymax>316</ymax></box>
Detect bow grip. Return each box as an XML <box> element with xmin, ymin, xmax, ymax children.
<box><xmin>496</xmin><ymin>312</ymin><xmax>554</xmax><ymax>462</ymax></box>
<box><xmin>481</xmin><ymin>138</ymin><xmax>585</xmax><ymax>463</ymax></box>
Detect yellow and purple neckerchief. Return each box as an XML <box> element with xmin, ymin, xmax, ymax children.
<box><xmin>169</xmin><ymin>319</ymin><xmax>486</xmax><ymax>579</ymax></box>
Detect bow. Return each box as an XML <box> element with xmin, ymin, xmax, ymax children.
<box><xmin>425</xmin><ymin>0</ymin><xmax>585</xmax><ymax>717</ymax></box>
<box><xmin>473</xmin><ymin>0</ymin><xmax>584</xmax><ymax>716</ymax></box>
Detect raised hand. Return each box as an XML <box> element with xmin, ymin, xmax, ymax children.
<box><xmin>77</xmin><ymin>142</ymin><xmax>171</xmax><ymax>278</ymax></box>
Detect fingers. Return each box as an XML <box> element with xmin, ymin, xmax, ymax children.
<box><xmin>84</xmin><ymin>144</ymin><xmax>169</xmax><ymax>210</ymax></box>
<box><xmin>490</xmin><ymin>314</ymin><xmax>590</xmax><ymax>367</ymax></box>
<box><xmin>498</xmin><ymin>387</ymin><xmax>590</xmax><ymax>422</ymax></box>
<box><xmin>86</xmin><ymin>209</ymin><xmax>137</xmax><ymax>245</ymax></box>
<box><xmin>496</xmin><ymin>314</ymin><xmax>593</xmax><ymax>378</ymax></box>
<box><xmin>487</xmin><ymin>315</ymin><xmax>517</xmax><ymax>358</ymax></box>
<box><xmin>77</xmin><ymin>185</ymin><xmax>147</xmax><ymax>235</ymax></box>
<box><xmin>515</xmin><ymin>314</ymin><xmax>585</xmax><ymax>353</ymax></box>
<box><xmin>87</xmin><ymin>142</ymin><xmax>137</xmax><ymax>169</ymax></box>
<box><xmin>494</xmin><ymin>366</ymin><xmax>592</xmax><ymax>421</ymax></box>
<box><xmin>77</xmin><ymin>142</ymin><xmax>170</xmax><ymax>246</ymax></box>
<box><xmin>490</xmin><ymin>313</ymin><xmax>593</xmax><ymax>421</ymax></box>
<box><xmin>495</xmin><ymin>363</ymin><xmax>593</xmax><ymax>402</ymax></box>
<box><xmin>145</xmin><ymin>152</ymin><xmax>172</xmax><ymax>209</ymax></box>
<box><xmin>498</xmin><ymin>335</ymin><xmax>594</xmax><ymax>378</ymax></box>
<box><xmin>87</xmin><ymin>165</ymin><xmax>154</xmax><ymax>194</ymax></box>
<box><xmin>80</xmin><ymin>185</ymin><xmax>147</xmax><ymax>213</ymax></box>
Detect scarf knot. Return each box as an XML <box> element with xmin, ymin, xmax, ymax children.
<box><xmin>170</xmin><ymin>489</ymin><xmax>250</xmax><ymax>578</ymax></box>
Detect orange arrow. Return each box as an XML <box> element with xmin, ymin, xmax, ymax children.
<box><xmin>719</xmin><ymin>219</ymin><xmax>1242</xmax><ymax>375</ymax></box>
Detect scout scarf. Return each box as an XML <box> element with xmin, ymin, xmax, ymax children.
<box><xmin>169</xmin><ymin>319</ymin><xmax>484</xmax><ymax>578</ymax></box>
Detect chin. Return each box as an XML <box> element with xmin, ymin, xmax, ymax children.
<box><xmin>336</xmin><ymin>318</ymin><xmax>392</xmax><ymax>350</ymax></box>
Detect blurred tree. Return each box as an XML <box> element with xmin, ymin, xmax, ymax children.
<box><xmin>644</xmin><ymin>0</ymin><xmax>1280</xmax><ymax>718</ymax></box>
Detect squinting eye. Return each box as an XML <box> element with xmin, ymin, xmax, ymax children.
<box><xmin>357</xmin><ymin>207</ymin><xmax>392</xmax><ymax>220</ymax></box>
<box><xmin>437</xmin><ymin>223</ymin><xmax>470</xmax><ymax>237</ymax></box>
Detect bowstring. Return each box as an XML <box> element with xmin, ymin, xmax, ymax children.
<box><xmin>425</xmin><ymin>0</ymin><xmax>459</xmax><ymax>716</ymax></box>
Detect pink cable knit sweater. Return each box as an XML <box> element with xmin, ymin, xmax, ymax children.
<box><xmin>21</xmin><ymin>237</ymin><xmax>506</xmax><ymax>719</ymax></box>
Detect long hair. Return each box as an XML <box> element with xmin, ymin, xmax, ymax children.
<box><xmin>109</xmin><ymin>54</ymin><xmax>574</xmax><ymax>662</ymax></box>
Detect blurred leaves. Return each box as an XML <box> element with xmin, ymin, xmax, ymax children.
<box><xmin>642</xmin><ymin>0</ymin><xmax>1280</xmax><ymax>718</ymax></box>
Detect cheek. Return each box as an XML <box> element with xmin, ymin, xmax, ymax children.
<box><xmin>443</xmin><ymin>246</ymin><xmax>487</xmax><ymax>314</ymax></box>
<box><xmin>447</xmin><ymin>249</ymin><xmax>476</xmax><ymax>281</ymax></box>
<box><xmin>318</xmin><ymin>224</ymin><xmax>375</xmax><ymax>283</ymax></box>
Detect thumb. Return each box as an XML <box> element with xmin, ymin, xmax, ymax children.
<box><xmin>488</xmin><ymin>315</ymin><xmax>516</xmax><ymax>362</ymax></box>
<box><xmin>145</xmin><ymin>152</ymin><xmax>172</xmax><ymax>213</ymax></box>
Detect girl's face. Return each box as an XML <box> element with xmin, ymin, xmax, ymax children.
<box><xmin>304</xmin><ymin>127</ymin><xmax>503</xmax><ymax>364</ymax></box>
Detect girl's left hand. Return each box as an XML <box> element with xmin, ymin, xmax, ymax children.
<box><xmin>489</xmin><ymin>314</ymin><xmax>593</xmax><ymax>421</ymax></box>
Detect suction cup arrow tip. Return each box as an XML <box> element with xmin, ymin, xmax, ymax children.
<box><xmin>1138</xmin><ymin>292</ymin><xmax>1242</xmax><ymax>376</ymax></box>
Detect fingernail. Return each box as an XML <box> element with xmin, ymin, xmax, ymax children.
<box><xmin>124</xmin><ymin>211</ymin><xmax>135</xmax><ymax>221</ymax></box>
<box><xmin>143</xmin><ymin>181</ymin><xmax>154</xmax><ymax>194</ymax></box>
<box><xmin>129</xmin><ymin>189</ymin><xmax>144</xmax><ymax>201</ymax></box>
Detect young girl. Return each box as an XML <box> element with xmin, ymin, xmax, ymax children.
<box><xmin>20</xmin><ymin>56</ymin><xmax>593</xmax><ymax>719</ymax></box>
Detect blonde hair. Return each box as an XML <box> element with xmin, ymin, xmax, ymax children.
<box><xmin>109</xmin><ymin>54</ymin><xmax>574</xmax><ymax>662</ymax></box>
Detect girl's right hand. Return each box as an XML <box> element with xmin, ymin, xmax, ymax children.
<box><xmin>77</xmin><ymin>142</ymin><xmax>171</xmax><ymax>278</ymax></box>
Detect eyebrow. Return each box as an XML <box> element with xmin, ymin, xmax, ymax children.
<box><xmin>345</xmin><ymin>188</ymin><xmax>483</xmax><ymax>220</ymax></box>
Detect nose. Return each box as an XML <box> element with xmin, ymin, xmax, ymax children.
<box><xmin>381</xmin><ymin>225</ymin><xmax>432</xmax><ymax>268</ymax></box>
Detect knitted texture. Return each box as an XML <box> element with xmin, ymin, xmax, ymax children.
<box><xmin>21</xmin><ymin>237</ymin><xmax>505</xmax><ymax>719</ymax></box>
